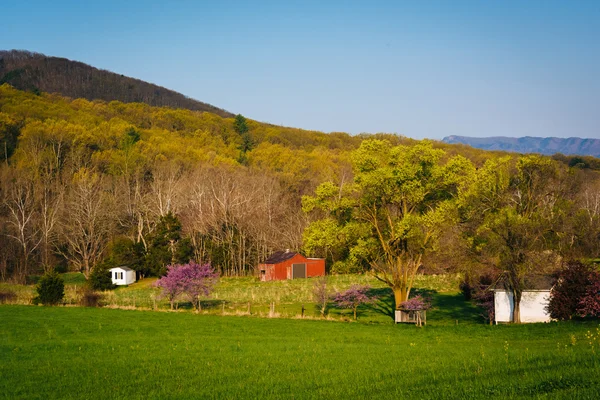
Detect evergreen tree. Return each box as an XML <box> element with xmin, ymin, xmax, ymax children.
<box><xmin>233</xmin><ymin>114</ymin><xmax>248</xmax><ymax>135</ymax></box>
<box><xmin>145</xmin><ymin>213</ymin><xmax>194</xmax><ymax>276</ymax></box>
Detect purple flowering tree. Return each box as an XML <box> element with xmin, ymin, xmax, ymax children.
<box><xmin>178</xmin><ymin>261</ymin><xmax>219</xmax><ymax>311</ymax></box>
<box><xmin>155</xmin><ymin>261</ymin><xmax>218</xmax><ymax>311</ymax></box>
<box><xmin>333</xmin><ymin>285</ymin><xmax>374</xmax><ymax>320</ymax></box>
<box><xmin>155</xmin><ymin>264</ymin><xmax>185</xmax><ymax>310</ymax></box>
<box><xmin>399</xmin><ymin>295</ymin><xmax>431</xmax><ymax>311</ymax></box>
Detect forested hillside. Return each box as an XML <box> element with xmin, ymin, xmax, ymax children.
<box><xmin>0</xmin><ymin>50</ymin><xmax>233</xmax><ymax>117</ymax></box>
<box><xmin>1</xmin><ymin>83</ymin><xmax>600</xmax><ymax>297</ymax></box>
<box><xmin>0</xmin><ymin>84</ymin><xmax>409</xmax><ymax>280</ymax></box>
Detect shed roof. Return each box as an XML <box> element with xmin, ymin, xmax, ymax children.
<box><xmin>492</xmin><ymin>275</ymin><xmax>554</xmax><ymax>291</ymax></box>
<box><xmin>109</xmin><ymin>266</ymin><xmax>134</xmax><ymax>272</ymax></box>
<box><xmin>262</xmin><ymin>251</ymin><xmax>298</xmax><ymax>264</ymax></box>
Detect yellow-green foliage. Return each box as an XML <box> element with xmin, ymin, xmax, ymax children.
<box><xmin>0</xmin><ymin>84</ymin><xmax>356</xmax><ymax>179</ymax></box>
<box><xmin>0</xmin><ymin>83</ymin><xmax>502</xmax><ymax>186</ymax></box>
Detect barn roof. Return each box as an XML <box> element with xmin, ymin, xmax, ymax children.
<box><xmin>263</xmin><ymin>251</ymin><xmax>298</xmax><ymax>264</ymax></box>
<box><xmin>492</xmin><ymin>275</ymin><xmax>554</xmax><ymax>291</ymax></box>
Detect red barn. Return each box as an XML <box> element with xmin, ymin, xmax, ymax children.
<box><xmin>259</xmin><ymin>250</ymin><xmax>325</xmax><ymax>281</ymax></box>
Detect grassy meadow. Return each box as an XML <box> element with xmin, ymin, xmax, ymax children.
<box><xmin>0</xmin><ymin>273</ymin><xmax>464</xmax><ymax>323</ymax></box>
<box><xmin>1</xmin><ymin>306</ymin><xmax>600</xmax><ymax>399</ymax></box>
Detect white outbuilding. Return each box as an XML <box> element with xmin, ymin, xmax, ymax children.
<box><xmin>493</xmin><ymin>276</ymin><xmax>553</xmax><ymax>323</ymax></box>
<box><xmin>109</xmin><ymin>266</ymin><xmax>136</xmax><ymax>286</ymax></box>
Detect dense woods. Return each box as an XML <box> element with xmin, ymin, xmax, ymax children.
<box><xmin>0</xmin><ymin>50</ymin><xmax>233</xmax><ymax>118</ymax></box>
<box><xmin>0</xmin><ymin>83</ymin><xmax>363</xmax><ymax>280</ymax></box>
<box><xmin>2</xmin><ymin>81</ymin><xmax>600</xmax><ymax>320</ymax></box>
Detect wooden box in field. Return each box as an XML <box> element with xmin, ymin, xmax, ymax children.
<box><xmin>395</xmin><ymin>309</ymin><xmax>426</xmax><ymax>326</ymax></box>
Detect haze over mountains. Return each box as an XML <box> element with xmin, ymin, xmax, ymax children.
<box><xmin>0</xmin><ymin>50</ymin><xmax>233</xmax><ymax>118</ymax></box>
<box><xmin>442</xmin><ymin>136</ymin><xmax>600</xmax><ymax>158</ymax></box>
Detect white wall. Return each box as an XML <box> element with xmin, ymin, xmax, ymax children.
<box><xmin>494</xmin><ymin>290</ymin><xmax>551</xmax><ymax>323</ymax></box>
<box><xmin>110</xmin><ymin>268</ymin><xmax>136</xmax><ymax>286</ymax></box>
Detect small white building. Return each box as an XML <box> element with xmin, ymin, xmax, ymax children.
<box><xmin>109</xmin><ymin>266</ymin><xmax>136</xmax><ymax>286</ymax></box>
<box><xmin>493</xmin><ymin>276</ymin><xmax>553</xmax><ymax>323</ymax></box>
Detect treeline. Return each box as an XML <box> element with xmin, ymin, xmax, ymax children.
<box><xmin>0</xmin><ymin>50</ymin><xmax>233</xmax><ymax>118</ymax></box>
<box><xmin>2</xmin><ymin>83</ymin><xmax>600</xmax><ymax>286</ymax></box>
<box><xmin>0</xmin><ymin>84</ymin><xmax>364</xmax><ymax>280</ymax></box>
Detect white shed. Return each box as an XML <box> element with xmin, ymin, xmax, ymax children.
<box><xmin>493</xmin><ymin>276</ymin><xmax>553</xmax><ymax>323</ymax></box>
<box><xmin>109</xmin><ymin>266</ymin><xmax>136</xmax><ymax>286</ymax></box>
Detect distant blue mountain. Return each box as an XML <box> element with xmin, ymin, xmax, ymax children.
<box><xmin>442</xmin><ymin>135</ymin><xmax>600</xmax><ymax>158</ymax></box>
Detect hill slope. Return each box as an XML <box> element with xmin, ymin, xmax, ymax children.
<box><xmin>0</xmin><ymin>50</ymin><xmax>233</xmax><ymax>118</ymax></box>
<box><xmin>442</xmin><ymin>135</ymin><xmax>600</xmax><ymax>157</ymax></box>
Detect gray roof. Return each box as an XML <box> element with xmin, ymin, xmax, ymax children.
<box><xmin>492</xmin><ymin>275</ymin><xmax>554</xmax><ymax>291</ymax></box>
<box><xmin>109</xmin><ymin>266</ymin><xmax>134</xmax><ymax>272</ymax></box>
<box><xmin>262</xmin><ymin>251</ymin><xmax>299</xmax><ymax>264</ymax></box>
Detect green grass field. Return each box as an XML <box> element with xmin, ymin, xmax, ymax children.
<box><xmin>1</xmin><ymin>306</ymin><xmax>599</xmax><ymax>399</ymax></box>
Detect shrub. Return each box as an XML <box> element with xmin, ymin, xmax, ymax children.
<box><xmin>473</xmin><ymin>289</ymin><xmax>495</xmax><ymax>324</ymax></box>
<box><xmin>459</xmin><ymin>279</ymin><xmax>473</xmax><ymax>301</ymax></box>
<box><xmin>461</xmin><ymin>272</ymin><xmax>496</xmax><ymax>301</ymax></box>
<box><xmin>578</xmin><ymin>274</ymin><xmax>600</xmax><ymax>318</ymax></box>
<box><xmin>80</xmin><ymin>290</ymin><xmax>103</xmax><ymax>307</ymax></box>
<box><xmin>547</xmin><ymin>261</ymin><xmax>596</xmax><ymax>320</ymax></box>
<box><xmin>34</xmin><ymin>272</ymin><xmax>65</xmax><ymax>305</ymax></box>
<box><xmin>89</xmin><ymin>266</ymin><xmax>116</xmax><ymax>291</ymax></box>
<box><xmin>0</xmin><ymin>290</ymin><xmax>17</xmax><ymax>304</ymax></box>
<box><xmin>312</xmin><ymin>276</ymin><xmax>330</xmax><ymax>317</ymax></box>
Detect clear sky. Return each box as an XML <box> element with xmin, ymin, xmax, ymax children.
<box><xmin>1</xmin><ymin>0</ymin><xmax>599</xmax><ymax>139</ymax></box>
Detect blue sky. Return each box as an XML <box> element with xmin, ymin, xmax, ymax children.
<box><xmin>1</xmin><ymin>0</ymin><xmax>599</xmax><ymax>139</ymax></box>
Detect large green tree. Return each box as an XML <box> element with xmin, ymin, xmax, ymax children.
<box><xmin>460</xmin><ymin>155</ymin><xmax>571</xmax><ymax>323</ymax></box>
<box><xmin>304</xmin><ymin>140</ymin><xmax>474</xmax><ymax>308</ymax></box>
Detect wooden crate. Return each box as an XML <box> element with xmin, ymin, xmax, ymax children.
<box><xmin>395</xmin><ymin>309</ymin><xmax>426</xmax><ymax>326</ymax></box>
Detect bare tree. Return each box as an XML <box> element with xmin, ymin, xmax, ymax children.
<box><xmin>61</xmin><ymin>168</ymin><xmax>113</xmax><ymax>278</ymax></box>
<box><xmin>181</xmin><ymin>167</ymin><xmax>305</xmax><ymax>276</ymax></box>
<box><xmin>4</xmin><ymin>173</ymin><xmax>41</xmax><ymax>280</ymax></box>
<box><xmin>36</xmin><ymin>179</ymin><xmax>63</xmax><ymax>272</ymax></box>
<box><xmin>149</xmin><ymin>162</ymin><xmax>184</xmax><ymax>217</ymax></box>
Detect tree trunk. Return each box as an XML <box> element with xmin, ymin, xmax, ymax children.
<box><xmin>393</xmin><ymin>286</ymin><xmax>409</xmax><ymax>309</ymax></box>
<box><xmin>512</xmin><ymin>291</ymin><xmax>521</xmax><ymax>323</ymax></box>
<box><xmin>353</xmin><ymin>306</ymin><xmax>357</xmax><ymax>320</ymax></box>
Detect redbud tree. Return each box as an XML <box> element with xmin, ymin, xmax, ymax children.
<box><xmin>155</xmin><ymin>261</ymin><xmax>218</xmax><ymax>310</ymax></box>
<box><xmin>333</xmin><ymin>285</ymin><xmax>374</xmax><ymax>320</ymax></box>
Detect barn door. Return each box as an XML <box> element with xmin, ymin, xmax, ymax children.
<box><xmin>292</xmin><ymin>263</ymin><xmax>306</xmax><ymax>279</ymax></box>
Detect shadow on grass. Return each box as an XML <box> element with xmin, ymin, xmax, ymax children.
<box><xmin>430</xmin><ymin>293</ymin><xmax>486</xmax><ymax>324</ymax></box>
<box><xmin>170</xmin><ymin>299</ymin><xmax>228</xmax><ymax>311</ymax></box>
<box><xmin>360</xmin><ymin>288</ymin><xmax>485</xmax><ymax>325</ymax></box>
<box><xmin>363</xmin><ymin>288</ymin><xmax>439</xmax><ymax>321</ymax></box>
<box><xmin>364</xmin><ymin>287</ymin><xmax>395</xmax><ymax>320</ymax></box>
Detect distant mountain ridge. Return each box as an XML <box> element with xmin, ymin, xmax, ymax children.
<box><xmin>442</xmin><ymin>135</ymin><xmax>600</xmax><ymax>158</ymax></box>
<box><xmin>0</xmin><ymin>50</ymin><xmax>233</xmax><ymax>118</ymax></box>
